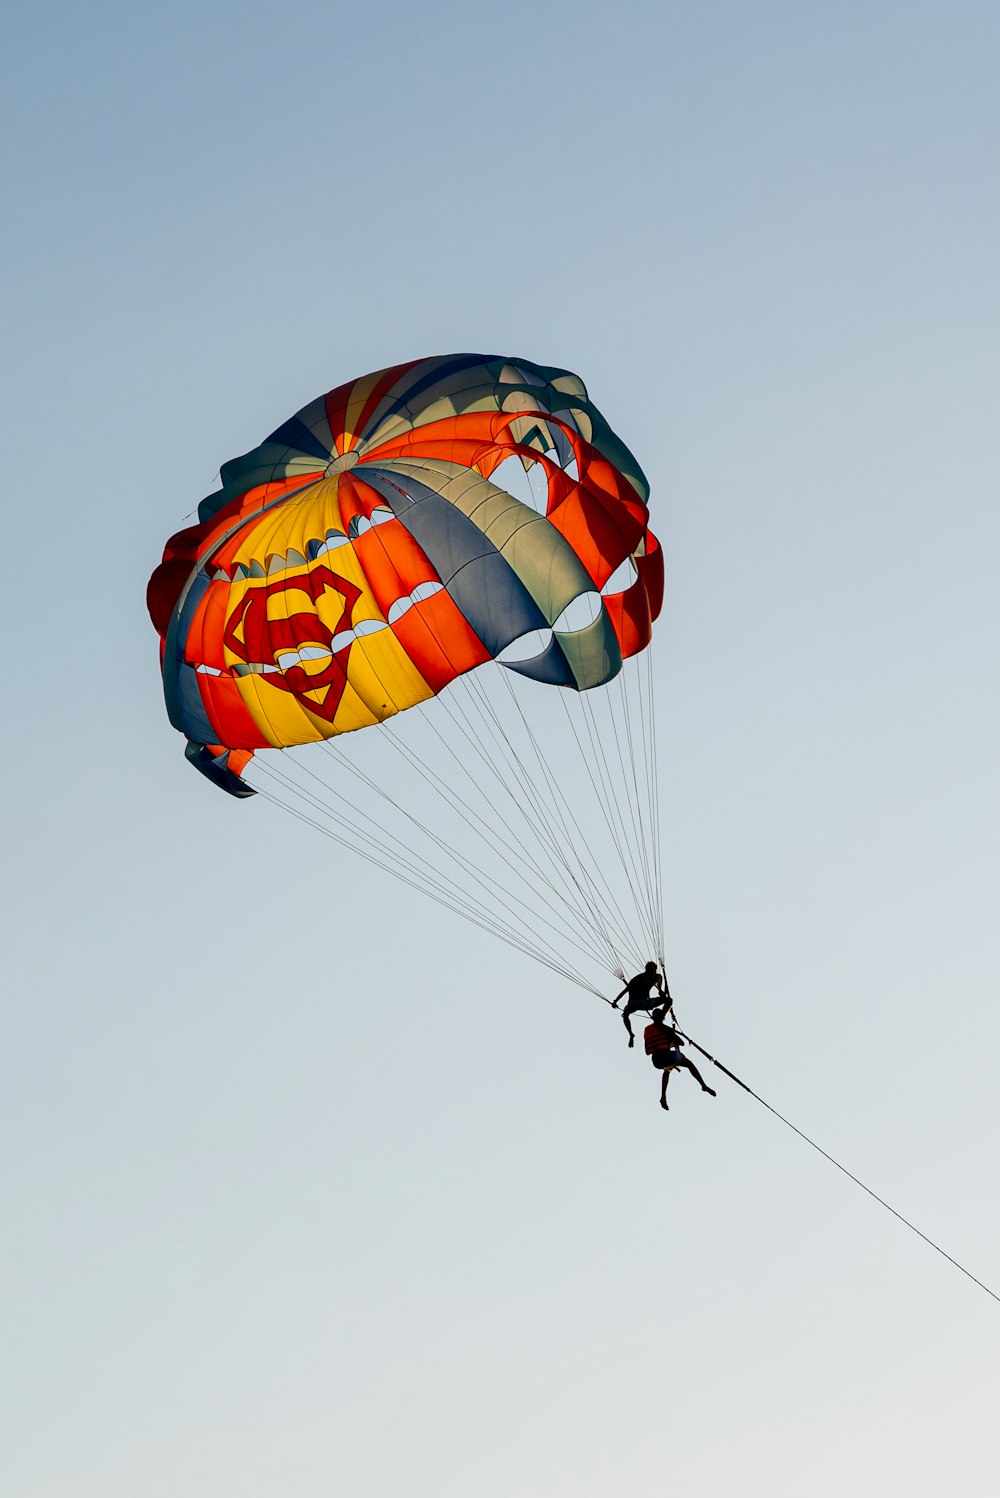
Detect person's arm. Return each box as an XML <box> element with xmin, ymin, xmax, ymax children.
<box><xmin>611</xmin><ymin>984</ymin><xmax>628</xmax><ymax>1010</ymax></box>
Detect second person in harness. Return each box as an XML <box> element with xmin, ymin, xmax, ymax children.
<box><xmin>643</xmin><ymin>1007</ymin><xmax>717</xmax><ymax>1111</ymax></box>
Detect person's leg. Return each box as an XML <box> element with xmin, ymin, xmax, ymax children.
<box><xmin>660</xmin><ymin>1066</ymin><xmax>671</xmax><ymax>1110</ymax></box>
<box><xmin>679</xmin><ymin>1055</ymin><xmax>716</xmax><ymax>1096</ymax></box>
<box><xmin>622</xmin><ymin>1004</ymin><xmax>637</xmax><ymax>1046</ymax></box>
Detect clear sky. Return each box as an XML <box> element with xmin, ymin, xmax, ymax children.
<box><xmin>3</xmin><ymin>3</ymin><xmax>999</xmax><ymax>1494</ymax></box>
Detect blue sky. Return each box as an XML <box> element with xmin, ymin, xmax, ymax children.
<box><xmin>3</xmin><ymin>3</ymin><xmax>999</xmax><ymax>1494</ymax></box>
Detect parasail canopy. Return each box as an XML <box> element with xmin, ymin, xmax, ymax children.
<box><xmin>148</xmin><ymin>354</ymin><xmax>665</xmax><ymax>993</ymax></box>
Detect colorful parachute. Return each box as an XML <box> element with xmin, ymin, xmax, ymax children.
<box><xmin>148</xmin><ymin>355</ymin><xmax>665</xmax><ymax>992</ymax></box>
<box><xmin>148</xmin><ymin>354</ymin><xmax>662</xmax><ymax>795</ymax></box>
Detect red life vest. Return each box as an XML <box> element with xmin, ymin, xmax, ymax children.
<box><xmin>644</xmin><ymin>1022</ymin><xmax>679</xmax><ymax>1056</ymax></box>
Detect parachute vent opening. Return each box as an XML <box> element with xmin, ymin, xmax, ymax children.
<box><xmin>553</xmin><ymin>591</ymin><xmax>603</xmax><ymax>634</ymax></box>
<box><xmin>275</xmin><ymin>645</ymin><xmax>333</xmax><ymax>672</ymax></box>
<box><xmin>266</xmin><ymin>548</ymin><xmax>307</xmax><ymax>575</ymax></box>
<box><xmin>308</xmin><ymin>530</ymin><xmax>349</xmax><ymax>558</ymax></box>
<box><xmin>327</xmin><ymin>617</ymin><xmax>388</xmax><ymax>655</ymax></box>
<box><xmin>387</xmin><ymin>580</ymin><xmax>444</xmax><ymax>624</ymax></box>
<box><xmin>601</xmin><ymin>556</ymin><xmax>639</xmax><ymax>596</ymax></box>
<box><xmin>498</xmin><ymin>628</ymin><xmax>553</xmax><ymax>664</ymax></box>
<box><xmin>488</xmin><ymin>454</ymin><xmax>550</xmax><ymax>514</ymax></box>
<box><xmin>350</xmin><ymin>507</ymin><xmax>394</xmax><ymax>538</ymax></box>
<box><xmin>354</xmin><ymin>618</ymin><xmax>388</xmax><ymax>638</ymax></box>
<box><xmin>232</xmin><ymin>661</ymin><xmax>279</xmax><ymax>677</ymax></box>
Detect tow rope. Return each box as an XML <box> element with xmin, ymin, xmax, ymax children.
<box><xmin>674</xmin><ymin>1023</ymin><xmax>1000</xmax><ymax>1309</ymax></box>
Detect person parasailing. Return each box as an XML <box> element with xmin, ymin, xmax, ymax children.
<box><xmin>643</xmin><ymin>1007</ymin><xmax>716</xmax><ymax>1111</ymax></box>
<box><xmin>612</xmin><ymin>961</ymin><xmax>667</xmax><ymax>1047</ymax></box>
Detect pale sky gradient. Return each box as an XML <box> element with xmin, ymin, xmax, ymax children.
<box><xmin>3</xmin><ymin>3</ymin><xmax>999</xmax><ymax>1495</ymax></box>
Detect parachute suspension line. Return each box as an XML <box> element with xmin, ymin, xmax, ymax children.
<box><xmin>624</xmin><ymin>652</ymin><xmax>661</xmax><ymax>965</ymax></box>
<box><xmin>634</xmin><ymin>653</ymin><xmax>663</xmax><ymax>959</ymax></box>
<box><xmin>569</xmin><ymin>687</ymin><xmax>660</xmax><ymax>963</ymax></box>
<box><xmin>604</xmin><ymin>662</ymin><xmax>658</xmax><ymax>964</ymax></box>
<box><xmin>614</xmin><ymin>668</ymin><xmax>660</xmax><ymax>955</ymax></box>
<box><xmin>626</xmin><ymin>652</ymin><xmax>665</xmax><ymax>964</ymax></box>
<box><xmin>442</xmin><ymin>665</ymin><xmax>655</xmax><ymax>986</ymax></box>
<box><xmin>459</xmin><ymin>668</ymin><xmax>637</xmax><ymax>973</ymax></box>
<box><xmin>251</xmin><ymin>770</ymin><xmax>599</xmax><ymax>994</ymax></box>
<box><xmin>381</xmin><ymin>709</ymin><xmax>593</xmax><ymax>935</ymax></box>
<box><xmin>642</xmin><ymin>648</ymin><xmax>666</xmax><ymax>970</ymax></box>
<box><xmin>609</xmin><ymin>668</ymin><xmax>655</xmax><ymax>936</ymax></box>
<box><xmin>415</xmin><ymin>679</ymin><xmax>623</xmax><ymax>974</ymax></box>
<box><xmin>255</xmin><ymin>751</ymin><xmax>603</xmax><ymax>993</ymax></box>
<box><xmin>611</xmin><ymin>666</ymin><xmax>660</xmax><ymax>958</ymax></box>
<box><xmin>427</xmin><ymin>697</ymin><xmax>605</xmax><ymax>949</ymax></box>
<box><xmin>484</xmin><ymin>668</ymin><xmax>645</xmax><ymax>978</ymax></box>
<box><xmin>550</xmin><ymin>683</ymin><xmax>655</xmax><ymax>973</ymax></box>
<box><xmin>315</xmin><ymin>735</ymin><xmax>612</xmax><ymax>977</ymax></box>
<box><xmin>478</xmin><ymin>669</ymin><xmax>645</xmax><ymax>979</ymax></box>
<box><xmin>486</xmin><ymin>679</ymin><xmax>641</xmax><ymax>981</ymax></box>
<box><xmin>257</xmin><ymin>751</ymin><xmax>545</xmax><ymax>957</ymax></box>
<box><xmin>675</xmin><ymin>1026</ymin><xmax>1000</xmax><ymax>1309</ymax></box>
<box><xmin>245</xmin><ymin>651</ymin><xmax>663</xmax><ymax>998</ymax></box>
<box><xmin>575</xmin><ymin>686</ymin><xmax>657</xmax><ymax>960</ymax></box>
<box><xmin>372</xmin><ymin>718</ymin><xmax>615</xmax><ymax>974</ymax></box>
<box><xmin>251</xmin><ymin>758</ymin><xmax>517</xmax><ymax>953</ymax></box>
